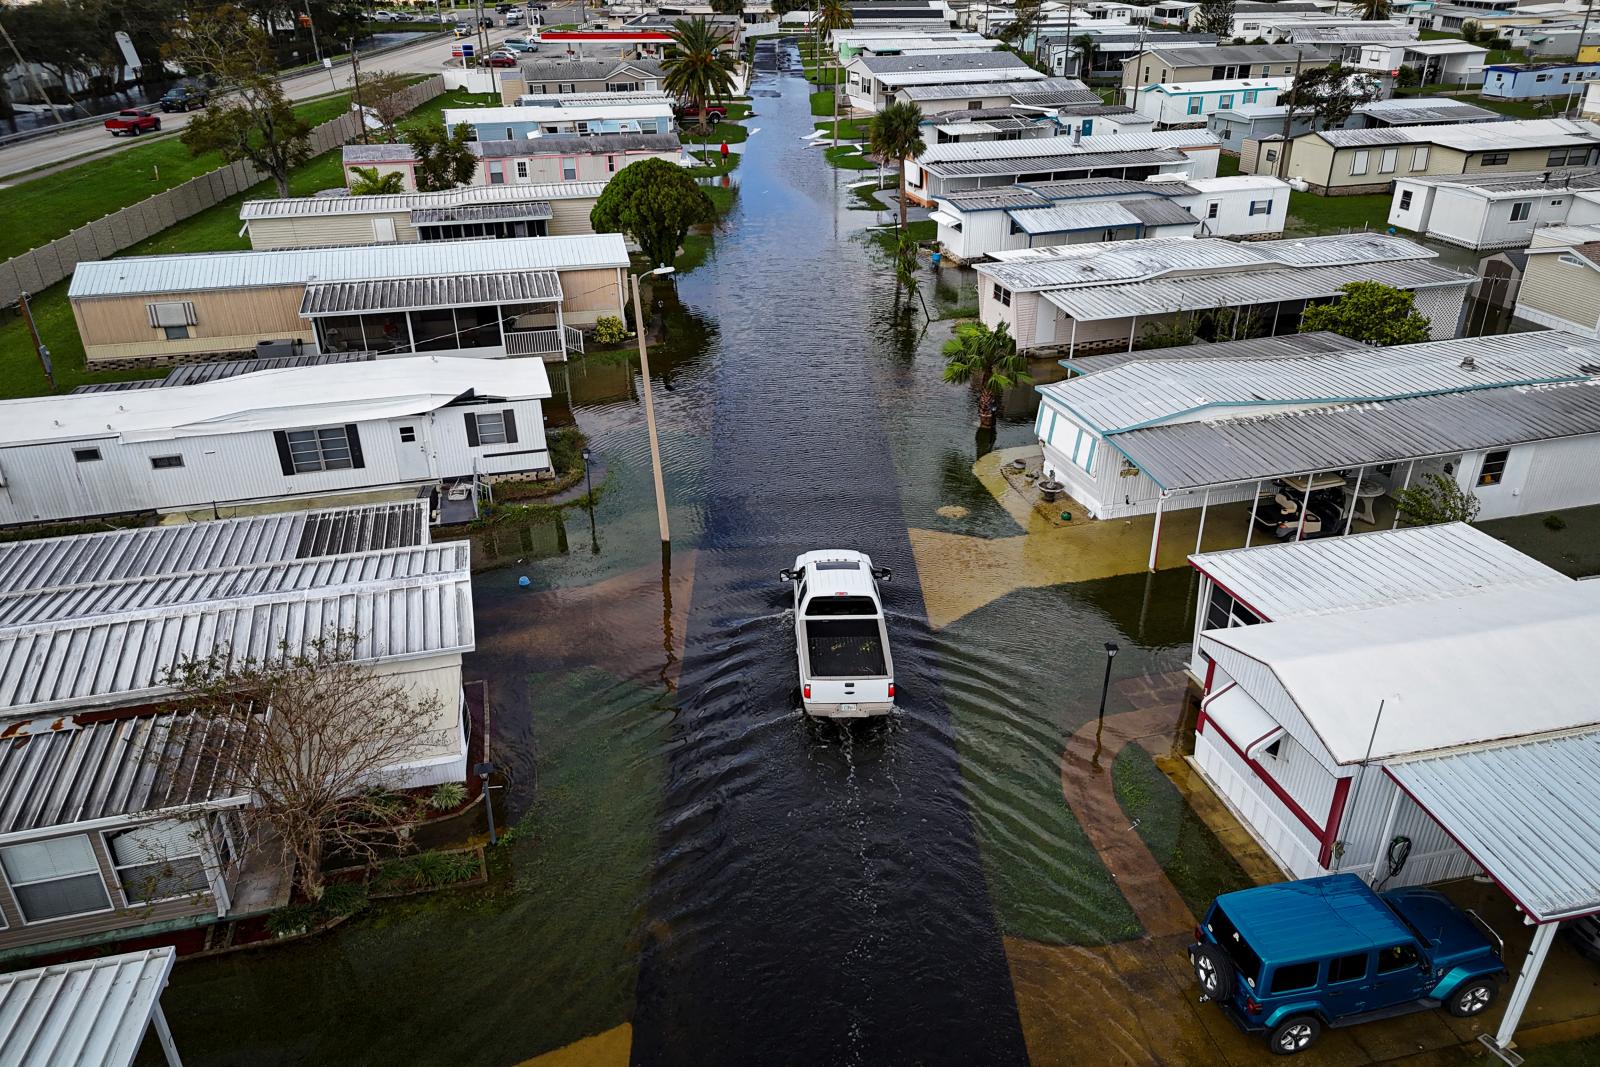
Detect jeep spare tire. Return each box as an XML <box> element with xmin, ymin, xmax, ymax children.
<box><xmin>1193</xmin><ymin>944</ymin><xmax>1235</xmax><ymax>1001</ymax></box>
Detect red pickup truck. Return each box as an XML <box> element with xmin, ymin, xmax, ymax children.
<box><xmin>105</xmin><ymin>109</ymin><xmax>162</xmax><ymax>136</ymax></box>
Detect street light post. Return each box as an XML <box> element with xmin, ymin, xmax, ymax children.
<box><xmin>631</xmin><ymin>266</ymin><xmax>674</xmax><ymax>545</ymax></box>
<box><xmin>1098</xmin><ymin>641</ymin><xmax>1119</xmax><ymax>719</ymax></box>
<box><xmin>474</xmin><ymin>761</ymin><xmax>498</xmax><ymax>844</ymax></box>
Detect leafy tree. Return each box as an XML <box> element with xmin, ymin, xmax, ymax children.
<box><xmin>590</xmin><ymin>156</ymin><xmax>716</xmax><ymax>269</ymax></box>
<box><xmin>163</xmin><ymin>633</ymin><xmax>445</xmax><ymax>902</ymax></box>
<box><xmin>1395</xmin><ymin>472</ymin><xmax>1481</xmax><ymax>526</ymax></box>
<box><xmin>1354</xmin><ymin>0</ymin><xmax>1390</xmax><ymax>19</ymax></box>
<box><xmin>867</xmin><ymin>100</ymin><xmax>925</xmax><ymax>231</ymax></box>
<box><xmin>1136</xmin><ymin>316</ymin><xmax>1198</xmax><ymax>350</ymax></box>
<box><xmin>351</xmin><ymin>68</ymin><xmax>416</xmax><ymax>140</ymax></box>
<box><xmin>405</xmin><ymin>119</ymin><xmax>477</xmax><ymax>191</ymax></box>
<box><xmin>1001</xmin><ymin>0</ymin><xmax>1042</xmax><ymax>45</ymax></box>
<box><xmin>168</xmin><ymin>5</ymin><xmax>312</xmax><ymax>196</ymax></box>
<box><xmin>943</xmin><ymin>321</ymin><xmax>1030</xmax><ymax>429</ymax></box>
<box><xmin>709</xmin><ymin>0</ymin><xmax>745</xmax><ymax>13</ymax></box>
<box><xmin>815</xmin><ymin>0</ymin><xmax>853</xmax><ymax>145</ymax></box>
<box><xmin>1396</xmin><ymin>63</ymin><xmax>1422</xmax><ymax>88</ymax></box>
<box><xmin>347</xmin><ymin>165</ymin><xmax>406</xmax><ymax>194</ymax></box>
<box><xmin>1290</xmin><ymin>62</ymin><xmax>1381</xmax><ymax>131</ymax></box>
<box><xmin>1188</xmin><ymin>0</ymin><xmax>1236</xmax><ymax>37</ymax></box>
<box><xmin>1072</xmin><ymin>33</ymin><xmax>1097</xmax><ymax>79</ymax></box>
<box><xmin>662</xmin><ymin>17</ymin><xmax>737</xmax><ymax>142</ymax></box>
<box><xmin>1299</xmin><ymin>281</ymin><xmax>1432</xmax><ymax>345</ymax></box>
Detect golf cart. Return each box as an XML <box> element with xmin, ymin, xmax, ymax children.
<box><xmin>1251</xmin><ymin>473</ymin><xmax>1349</xmax><ymax>540</ymax></box>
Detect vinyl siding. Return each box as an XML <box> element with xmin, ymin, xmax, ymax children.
<box><xmin>76</xmin><ymin>286</ymin><xmax>308</xmax><ymax>359</ymax></box>
<box><xmin>1517</xmin><ymin>252</ymin><xmax>1600</xmax><ymax>330</ymax></box>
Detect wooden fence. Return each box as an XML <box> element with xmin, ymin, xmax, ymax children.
<box><xmin>0</xmin><ymin>75</ymin><xmax>445</xmax><ymax>309</ymax></box>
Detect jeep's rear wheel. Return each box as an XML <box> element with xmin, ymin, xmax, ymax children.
<box><xmin>1269</xmin><ymin>1016</ymin><xmax>1321</xmax><ymax>1056</ymax></box>
<box><xmin>1447</xmin><ymin>979</ymin><xmax>1497</xmax><ymax>1018</ymax></box>
<box><xmin>1192</xmin><ymin>944</ymin><xmax>1235</xmax><ymax>1001</ymax></box>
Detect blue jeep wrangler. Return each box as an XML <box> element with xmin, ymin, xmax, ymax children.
<box><xmin>1189</xmin><ymin>873</ymin><xmax>1505</xmax><ymax>1055</ymax></box>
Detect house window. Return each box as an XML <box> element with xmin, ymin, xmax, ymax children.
<box><xmin>1264</xmin><ymin>147</ymin><xmax>1279</xmax><ymax>163</ymax></box>
<box><xmin>1480</xmin><ymin>152</ymin><xmax>1510</xmax><ymax>166</ymax></box>
<box><xmin>607</xmin><ymin>155</ymin><xmax>619</xmax><ymax>173</ymax></box>
<box><xmin>1204</xmin><ymin>583</ymin><xmax>1261</xmax><ymax>631</ymax></box>
<box><xmin>1260</xmin><ymin>738</ymin><xmax>1283</xmax><ymax>760</ymax></box>
<box><xmin>1248</xmin><ymin>199</ymin><xmax>1273</xmax><ymax>216</ymax></box>
<box><xmin>106</xmin><ymin>821</ymin><xmax>208</xmax><ymax>905</ymax></box>
<box><xmin>1243</xmin><ymin>90</ymin><xmax>1257</xmax><ymax>103</ymax></box>
<box><xmin>1561</xmin><ymin>252</ymin><xmax>1584</xmax><ymax>266</ymax></box>
<box><xmin>1206</xmin><ymin>201</ymin><xmax>1220</xmax><ymax>219</ymax></box>
<box><xmin>1399</xmin><ymin>189</ymin><xmax>1414</xmax><ymax>211</ymax></box>
<box><xmin>73</xmin><ymin>447</ymin><xmax>101</xmax><ymax>463</ymax></box>
<box><xmin>1350</xmin><ymin>150</ymin><xmax>1369</xmax><ymax>176</ymax></box>
<box><xmin>278</xmin><ymin>425</ymin><xmax>360</xmax><ymax>474</ymax></box>
<box><xmin>1218</xmin><ymin>94</ymin><xmax>1233</xmax><ymax>108</ymax></box>
<box><xmin>0</xmin><ymin>837</ymin><xmax>112</xmax><ymax>923</ymax></box>
<box><xmin>399</xmin><ymin>426</ymin><xmax>417</xmax><ymax>443</ymax></box>
<box><xmin>1379</xmin><ymin>148</ymin><xmax>1397</xmax><ymax>174</ymax></box>
<box><xmin>1510</xmin><ymin>201</ymin><xmax>1532</xmax><ymax>222</ymax></box>
<box><xmin>561</xmin><ymin>156</ymin><xmax>578</xmax><ymax>181</ymax></box>
<box><xmin>163</xmin><ymin>325</ymin><xmax>191</xmax><ymax>340</ymax></box>
<box><xmin>150</xmin><ymin>455</ymin><xmax>184</xmax><ymax>470</ymax></box>
<box><xmin>1187</xmin><ymin>96</ymin><xmax>1203</xmax><ymax>115</ymax></box>
<box><xmin>992</xmin><ymin>283</ymin><xmax>1012</xmax><ymax>307</ymax></box>
<box><xmin>515</xmin><ymin>160</ymin><xmax>529</xmax><ymax>180</ymax></box>
<box><xmin>559</xmin><ymin>82</ymin><xmax>576</xmax><ymax>93</ymax></box>
<box><xmin>465</xmin><ymin>409</ymin><xmax>519</xmax><ymax>447</ymax></box>
<box><xmin>1549</xmin><ymin>147</ymin><xmax>1592</xmax><ymax>166</ymax></box>
<box><xmin>487</xmin><ymin>160</ymin><xmax>505</xmax><ymax>185</ymax></box>
<box><xmin>1479</xmin><ymin>449</ymin><xmax>1510</xmax><ymax>486</ymax></box>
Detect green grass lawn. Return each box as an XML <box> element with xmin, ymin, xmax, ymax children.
<box><xmin>1216</xmin><ymin>153</ymin><xmax>1242</xmax><ymax>177</ymax></box>
<box><xmin>0</xmin><ymin>93</ymin><xmax>358</xmax><ymax>262</ymax></box>
<box><xmin>814</xmin><ymin>116</ymin><xmax>870</xmax><ymax>140</ymax></box>
<box><xmin>1284</xmin><ymin>189</ymin><xmax>1391</xmax><ymax>237</ymax></box>
<box><xmin>825</xmin><ymin>144</ymin><xmax>880</xmax><ymax>171</ymax></box>
<box><xmin>1459</xmin><ymin>92</ymin><xmax>1565</xmax><ymax>119</ymax></box>
<box><xmin>811</xmin><ymin>90</ymin><xmax>838</xmax><ymax>116</ymax></box>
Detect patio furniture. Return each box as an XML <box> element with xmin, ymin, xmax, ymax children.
<box><xmin>1345</xmin><ymin>476</ymin><xmax>1388</xmax><ymax>525</ymax></box>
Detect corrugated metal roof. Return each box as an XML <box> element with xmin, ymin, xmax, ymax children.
<box><xmin>443</xmin><ymin>102</ymin><xmax>674</xmax><ymax>126</ymax></box>
<box><xmin>0</xmin><ymin>710</ymin><xmax>259</xmax><ymax>833</ymax></box>
<box><xmin>518</xmin><ymin>57</ymin><xmax>663</xmax><ymax>81</ymax></box>
<box><xmin>1140</xmin><ymin>44</ymin><xmax>1306</xmax><ymax>66</ymax></box>
<box><xmin>920</xmin><ymin>128</ymin><xmax>1219</xmax><ymax>164</ymax></box>
<box><xmin>0</xmin><ymin>948</ymin><xmax>176</xmax><ymax>1067</ymax></box>
<box><xmin>1108</xmin><ymin>371</ymin><xmax>1600</xmax><ymax>491</ymax></box>
<box><xmin>933</xmin><ymin>117</ymin><xmax>1036</xmax><ymax>136</ymax></box>
<box><xmin>1006</xmin><ymin>199</ymin><xmax>1161</xmax><ymax>234</ymax></box>
<box><xmin>1044</xmin><ymin>329</ymin><xmax>1585</xmax><ymax>434</ymax></box>
<box><xmin>239</xmin><ymin>183</ymin><xmax>605</xmax><ymax>220</ymax></box>
<box><xmin>1189</xmin><ymin>522</ymin><xmax>1568</xmax><ymax>622</ymax></box>
<box><xmin>1061</xmin><ymin>331</ymin><xmax>1357</xmax><ymax>374</ymax></box>
<box><xmin>1199</xmin><ymin>579</ymin><xmax>1600</xmax><ymax>766</ymax></box>
<box><xmin>900</xmin><ymin>76</ymin><xmax>1095</xmax><ymax>101</ymax></box>
<box><xmin>1388</xmin><ymin>732</ymin><xmax>1600</xmax><ymax>922</ymax></box>
<box><xmin>1285</xmin><ymin>22</ymin><xmax>1417</xmax><ymax>41</ymax></box>
<box><xmin>411</xmin><ymin>201</ymin><xmax>554</xmax><ymax>224</ymax></box>
<box><xmin>75</xmin><ymin>354</ymin><xmax>376</xmax><ymax>393</ymax></box>
<box><xmin>300</xmin><ymin>269</ymin><xmax>562</xmax><ymax>315</ymax></box>
<box><xmin>1040</xmin><ymin>259</ymin><xmax>1468</xmax><ymax>322</ymax></box>
<box><xmin>1317</xmin><ymin>117</ymin><xmax>1600</xmax><ymax>150</ymax></box>
<box><xmin>1012</xmin><ymin>86</ymin><xmax>1115</xmax><ymax>106</ymax></box>
<box><xmin>1143</xmin><ymin>76</ymin><xmax>1292</xmax><ymax>95</ymax></box>
<box><xmin>856</xmin><ymin>50</ymin><xmax>1030</xmax><ymax>74</ymax></box>
<box><xmin>1123</xmin><ymin>198</ymin><xmax>1203</xmax><ymax>226</ymax></box>
<box><xmin>1357</xmin><ymin>96</ymin><xmax>1499</xmax><ymax>124</ymax></box>
<box><xmin>927</xmin><ymin>147</ymin><xmax>1188</xmax><ymax>178</ymax></box>
<box><xmin>474</xmin><ymin>133</ymin><xmax>682</xmax><ymax>157</ymax></box>
<box><xmin>0</xmin><ymin>502</ymin><xmax>427</xmax><ymax>594</ymax></box>
<box><xmin>940</xmin><ymin>188</ymin><xmax>1053</xmax><ymax>211</ymax></box>
<box><xmin>1397</xmin><ymin>168</ymin><xmax>1600</xmax><ymax>194</ymax></box>
<box><xmin>1031</xmin><ymin>176</ymin><xmax>1196</xmax><ymax>199</ymax></box>
<box><xmin>877</xmin><ymin>66</ymin><xmax>1046</xmax><ymax>87</ymax></box>
<box><xmin>69</xmin><ymin>234</ymin><xmax>628</xmax><ymax>299</ymax></box>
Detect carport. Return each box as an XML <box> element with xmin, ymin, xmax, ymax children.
<box><xmin>1385</xmin><ymin>731</ymin><xmax>1600</xmax><ymax>1063</ymax></box>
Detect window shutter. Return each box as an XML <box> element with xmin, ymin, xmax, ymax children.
<box><xmin>274</xmin><ymin>430</ymin><xmax>294</xmax><ymax>476</ymax></box>
<box><xmin>502</xmin><ymin>410</ymin><xmax>518</xmax><ymax>444</ymax></box>
<box><xmin>344</xmin><ymin>424</ymin><xmax>365</xmax><ymax>469</ymax></box>
<box><xmin>464</xmin><ymin>412</ymin><xmax>480</xmax><ymax>447</ymax></box>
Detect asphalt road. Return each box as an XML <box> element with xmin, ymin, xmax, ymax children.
<box><xmin>0</xmin><ymin>9</ymin><xmax>575</xmax><ymax>183</ymax></box>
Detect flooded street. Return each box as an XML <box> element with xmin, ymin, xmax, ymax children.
<box><xmin>144</xmin><ymin>39</ymin><xmax>1398</xmax><ymax>1067</ymax></box>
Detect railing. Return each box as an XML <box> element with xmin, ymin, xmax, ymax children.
<box><xmin>563</xmin><ymin>325</ymin><xmax>585</xmax><ymax>355</ymax></box>
<box><xmin>504</xmin><ymin>328</ymin><xmax>564</xmax><ymax>356</ymax></box>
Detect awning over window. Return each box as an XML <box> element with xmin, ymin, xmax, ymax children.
<box><xmin>1204</xmin><ymin>683</ymin><xmax>1284</xmax><ymax>761</ymax></box>
<box><xmin>300</xmin><ymin>269</ymin><xmax>563</xmax><ymax>316</ymax></box>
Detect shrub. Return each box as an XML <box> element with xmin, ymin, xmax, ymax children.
<box><xmin>1544</xmin><ymin>513</ymin><xmax>1567</xmax><ymax>531</ymax></box>
<box><xmin>593</xmin><ymin>315</ymin><xmax>628</xmax><ymax>346</ymax></box>
<box><xmin>373</xmin><ymin>849</ymin><xmax>482</xmax><ymax>893</ymax></box>
<box><xmin>1395</xmin><ymin>472</ymin><xmax>1481</xmax><ymax>526</ymax></box>
<box><xmin>427</xmin><ymin>781</ymin><xmax>468</xmax><ymax>812</ymax></box>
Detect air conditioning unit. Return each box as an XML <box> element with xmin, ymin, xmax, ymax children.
<box><xmin>255</xmin><ymin>339</ymin><xmax>300</xmax><ymax>358</ymax></box>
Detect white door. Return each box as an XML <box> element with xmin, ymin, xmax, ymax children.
<box><xmin>394</xmin><ymin>423</ymin><xmax>433</xmax><ymax>481</ymax></box>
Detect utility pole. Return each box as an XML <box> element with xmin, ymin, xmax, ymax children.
<box><xmin>17</xmin><ymin>292</ymin><xmax>55</xmax><ymax>392</ymax></box>
<box><xmin>1277</xmin><ymin>46</ymin><xmax>1306</xmax><ymax>181</ymax></box>
<box><xmin>0</xmin><ymin>19</ymin><xmax>65</xmax><ymax>124</ymax></box>
<box><xmin>350</xmin><ymin>36</ymin><xmax>367</xmax><ymax>143</ymax></box>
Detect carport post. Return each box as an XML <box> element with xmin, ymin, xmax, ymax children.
<box><xmin>1392</xmin><ymin>460</ymin><xmax>1417</xmax><ymax>529</ymax></box>
<box><xmin>1294</xmin><ymin>474</ymin><xmax>1313</xmax><ymax>541</ymax></box>
<box><xmin>1195</xmin><ymin>487</ymin><xmax>1211</xmax><ymax>552</ymax></box>
<box><xmin>1128</xmin><ymin>314</ymin><xmax>1139</xmax><ymax>352</ymax></box>
<box><xmin>1245</xmin><ymin>480</ymin><xmax>1262</xmax><ymax>548</ymax></box>
<box><xmin>152</xmin><ymin>1003</ymin><xmax>184</xmax><ymax>1067</ymax></box>
<box><xmin>1492</xmin><ymin>921</ymin><xmax>1559</xmax><ymax>1052</ymax></box>
<box><xmin>1148</xmin><ymin>493</ymin><xmax>1167</xmax><ymax>572</ymax></box>
<box><xmin>1070</xmin><ymin>317</ymin><xmax>1079</xmax><ymax>356</ymax></box>
<box><xmin>1343</xmin><ymin>465</ymin><xmax>1366</xmax><ymax>536</ymax></box>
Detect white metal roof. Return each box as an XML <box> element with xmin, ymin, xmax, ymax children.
<box><xmin>1203</xmin><ymin>684</ymin><xmax>1283</xmax><ymax>760</ymax></box>
<box><xmin>1387</xmin><ymin>732</ymin><xmax>1600</xmax><ymax>922</ymax></box>
<box><xmin>1189</xmin><ymin>523</ymin><xmax>1569</xmax><ymax>622</ymax></box>
<box><xmin>1401</xmin><ymin>38</ymin><xmax>1493</xmax><ymax>54</ymax></box>
<box><xmin>1199</xmin><ymin>579</ymin><xmax>1600</xmax><ymax>766</ymax></box>
<box><xmin>1141</xmin><ymin>76</ymin><xmax>1292</xmax><ymax>94</ymax></box>
<box><xmin>1039</xmin><ymin>325</ymin><xmax>1576</xmax><ymax>432</ymax></box>
<box><xmin>444</xmin><ymin>102</ymin><xmax>674</xmax><ymax>127</ymax></box>
<box><xmin>1316</xmin><ymin>117</ymin><xmax>1600</xmax><ymax>151</ymax></box>
<box><xmin>515</xmin><ymin>89</ymin><xmax>674</xmax><ymax>107</ymax></box>
<box><xmin>0</xmin><ymin>947</ymin><xmax>177</xmax><ymax>1067</ymax></box>
<box><xmin>68</xmin><ymin>234</ymin><xmax>629</xmax><ymax>299</ymax></box>
<box><xmin>0</xmin><ymin>357</ymin><xmax>552</xmax><ymax>447</ymax></box>
<box><xmin>240</xmin><ymin>183</ymin><xmax>606</xmax><ymax>221</ymax></box>
<box><xmin>918</xmin><ymin>128</ymin><xmax>1218</xmax><ymax>164</ymax></box>
<box><xmin>899</xmin><ymin>76</ymin><xmax>1094</xmax><ymax>101</ymax></box>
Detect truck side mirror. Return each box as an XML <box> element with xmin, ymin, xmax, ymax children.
<box><xmin>872</xmin><ymin>567</ymin><xmax>892</xmax><ymax>582</ymax></box>
<box><xmin>779</xmin><ymin>569</ymin><xmax>792</xmax><ymax>583</ymax></box>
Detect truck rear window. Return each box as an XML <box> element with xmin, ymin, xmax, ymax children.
<box><xmin>807</xmin><ymin>618</ymin><xmax>887</xmax><ymax>677</ymax></box>
<box><xmin>1208</xmin><ymin>906</ymin><xmax>1263</xmax><ymax>988</ymax></box>
<box><xmin>807</xmin><ymin>596</ymin><xmax>878</xmax><ymax>617</ymax></box>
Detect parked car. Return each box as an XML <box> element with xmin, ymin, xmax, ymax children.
<box><xmin>677</xmin><ymin>102</ymin><xmax>727</xmax><ymax>125</ymax></box>
<box><xmin>104</xmin><ymin>109</ymin><xmax>161</xmax><ymax>136</ymax></box>
<box><xmin>505</xmin><ymin>10</ymin><xmax>523</xmax><ymax>23</ymax></box>
<box><xmin>1190</xmin><ymin>874</ymin><xmax>1505</xmax><ymax>1056</ymax></box>
<box><xmin>503</xmin><ymin>37</ymin><xmax>538</xmax><ymax>51</ymax></box>
<box><xmin>158</xmin><ymin>84</ymin><xmax>209</xmax><ymax>112</ymax></box>
<box><xmin>779</xmin><ymin>550</ymin><xmax>895</xmax><ymax>718</ymax></box>
<box><xmin>483</xmin><ymin>49</ymin><xmax>519</xmax><ymax>66</ymax></box>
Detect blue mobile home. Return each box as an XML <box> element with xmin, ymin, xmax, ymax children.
<box><xmin>1481</xmin><ymin>61</ymin><xmax>1600</xmax><ymax>99</ymax></box>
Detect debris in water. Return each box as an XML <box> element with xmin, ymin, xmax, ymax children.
<box><xmin>937</xmin><ymin>505</ymin><xmax>969</xmax><ymax>519</ymax></box>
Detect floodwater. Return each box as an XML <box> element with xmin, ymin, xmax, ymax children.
<box><xmin>147</xmin><ymin>40</ymin><xmax>1281</xmax><ymax>1067</ymax></box>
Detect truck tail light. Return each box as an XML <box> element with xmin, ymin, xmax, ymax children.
<box><xmin>888</xmin><ymin>683</ymin><xmax>895</xmax><ymax>699</ymax></box>
<box><xmin>1194</xmin><ymin>924</ymin><xmax>1204</xmax><ymax>942</ymax></box>
<box><xmin>803</xmin><ymin>684</ymin><xmax>811</xmax><ymax>700</ymax></box>
<box><xmin>1245</xmin><ymin>996</ymin><xmax>1262</xmax><ymax>1015</ymax></box>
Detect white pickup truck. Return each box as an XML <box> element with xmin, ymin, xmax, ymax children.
<box><xmin>779</xmin><ymin>550</ymin><xmax>896</xmax><ymax>718</ymax></box>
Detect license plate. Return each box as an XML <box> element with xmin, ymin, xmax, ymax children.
<box><xmin>839</xmin><ymin>703</ymin><xmax>858</xmax><ymax>713</ymax></box>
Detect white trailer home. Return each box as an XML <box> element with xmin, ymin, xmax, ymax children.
<box><xmin>0</xmin><ymin>357</ymin><xmax>554</xmax><ymax>526</ymax></box>
<box><xmin>1388</xmin><ymin>170</ymin><xmax>1600</xmax><ymax>250</ymax></box>
<box><xmin>1132</xmin><ymin>77</ymin><xmax>1293</xmax><ymax>128</ymax></box>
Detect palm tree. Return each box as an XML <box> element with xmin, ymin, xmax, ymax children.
<box><xmin>347</xmin><ymin>165</ymin><xmax>406</xmax><ymax>195</ymax></box>
<box><xmin>1354</xmin><ymin>0</ymin><xmax>1389</xmax><ymax>18</ymax></box>
<box><xmin>709</xmin><ymin>0</ymin><xmax>745</xmax><ymax>14</ymax></box>
<box><xmin>663</xmin><ymin>18</ymin><xmax>738</xmax><ymax>150</ymax></box>
<box><xmin>867</xmin><ymin>100</ymin><xmax>925</xmax><ymax>230</ymax></box>
<box><xmin>815</xmin><ymin>0</ymin><xmax>853</xmax><ymax>145</ymax></box>
<box><xmin>942</xmin><ymin>321</ymin><xmax>1031</xmax><ymax>430</ymax></box>
<box><xmin>1072</xmin><ymin>33</ymin><xmax>1097</xmax><ymax>80</ymax></box>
